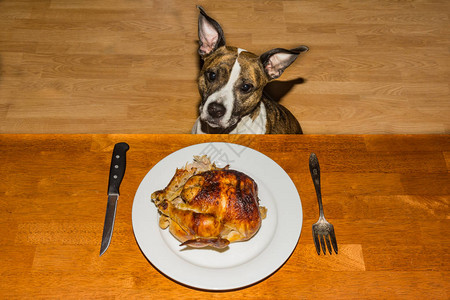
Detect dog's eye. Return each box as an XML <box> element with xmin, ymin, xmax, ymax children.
<box><xmin>206</xmin><ymin>71</ymin><xmax>217</xmax><ymax>82</ymax></box>
<box><xmin>240</xmin><ymin>83</ymin><xmax>253</xmax><ymax>93</ymax></box>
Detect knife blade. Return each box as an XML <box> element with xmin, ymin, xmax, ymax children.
<box><xmin>100</xmin><ymin>142</ymin><xmax>129</xmax><ymax>256</ymax></box>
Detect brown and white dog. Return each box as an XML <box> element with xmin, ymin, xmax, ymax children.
<box><xmin>192</xmin><ymin>6</ymin><xmax>308</xmax><ymax>134</ymax></box>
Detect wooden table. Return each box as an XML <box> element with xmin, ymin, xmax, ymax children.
<box><xmin>1</xmin><ymin>134</ymin><xmax>448</xmax><ymax>299</ymax></box>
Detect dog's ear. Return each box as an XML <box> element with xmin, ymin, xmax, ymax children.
<box><xmin>197</xmin><ymin>6</ymin><xmax>226</xmax><ymax>57</ymax></box>
<box><xmin>260</xmin><ymin>46</ymin><xmax>309</xmax><ymax>80</ymax></box>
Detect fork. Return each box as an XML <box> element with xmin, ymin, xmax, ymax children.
<box><xmin>309</xmin><ymin>153</ymin><xmax>338</xmax><ymax>255</ymax></box>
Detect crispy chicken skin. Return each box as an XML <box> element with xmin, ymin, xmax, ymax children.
<box><xmin>151</xmin><ymin>156</ymin><xmax>266</xmax><ymax>249</ymax></box>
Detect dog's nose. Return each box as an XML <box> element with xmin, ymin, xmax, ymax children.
<box><xmin>207</xmin><ymin>102</ymin><xmax>226</xmax><ymax>119</ymax></box>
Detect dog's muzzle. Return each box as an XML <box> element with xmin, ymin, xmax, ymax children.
<box><xmin>199</xmin><ymin>101</ymin><xmax>229</xmax><ymax>129</ymax></box>
<box><xmin>207</xmin><ymin>102</ymin><xmax>226</xmax><ymax>119</ymax></box>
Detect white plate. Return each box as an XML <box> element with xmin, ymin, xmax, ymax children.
<box><xmin>132</xmin><ymin>142</ymin><xmax>302</xmax><ymax>290</ymax></box>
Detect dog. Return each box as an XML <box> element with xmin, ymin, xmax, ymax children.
<box><xmin>192</xmin><ymin>6</ymin><xmax>308</xmax><ymax>134</ymax></box>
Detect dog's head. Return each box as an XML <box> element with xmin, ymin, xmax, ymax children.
<box><xmin>196</xmin><ymin>6</ymin><xmax>308</xmax><ymax>131</ymax></box>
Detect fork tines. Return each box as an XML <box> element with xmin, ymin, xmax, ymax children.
<box><xmin>312</xmin><ymin>224</ymin><xmax>338</xmax><ymax>255</ymax></box>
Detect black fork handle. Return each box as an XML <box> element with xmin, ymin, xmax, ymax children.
<box><xmin>309</xmin><ymin>153</ymin><xmax>324</xmax><ymax>218</ymax></box>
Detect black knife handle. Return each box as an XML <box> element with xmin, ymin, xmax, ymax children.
<box><xmin>108</xmin><ymin>142</ymin><xmax>129</xmax><ymax>195</ymax></box>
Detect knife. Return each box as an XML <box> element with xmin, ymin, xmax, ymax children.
<box><xmin>100</xmin><ymin>142</ymin><xmax>130</xmax><ymax>256</ymax></box>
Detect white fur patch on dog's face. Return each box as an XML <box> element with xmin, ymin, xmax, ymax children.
<box><xmin>200</xmin><ymin>52</ymin><xmax>241</xmax><ymax>128</ymax></box>
<box><xmin>200</xmin><ymin>49</ymin><xmax>245</xmax><ymax>128</ymax></box>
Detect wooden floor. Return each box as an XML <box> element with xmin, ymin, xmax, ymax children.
<box><xmin>0</xmin><ymin>0</ymin><xmax>449</xmax><ymax>134</ymax></box>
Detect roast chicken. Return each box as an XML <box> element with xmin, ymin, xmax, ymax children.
<box><xmin>151</xmin><ymin>156</ymin><xmax>267</xmax><ymax>249</ymax></box>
